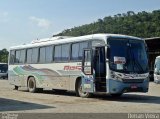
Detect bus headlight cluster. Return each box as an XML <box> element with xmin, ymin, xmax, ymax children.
<box><xmin>110</xmin><ymin>71</ymin><xmax>122</xmax><ymax>81</ymax></box>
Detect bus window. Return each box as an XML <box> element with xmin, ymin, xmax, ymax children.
<box><xmin>71</xmin><ymin>43</ymin><xmax>79</xmax><ymax>60</ymax></box>
<box><xmin>26</xmin><ymin>49</ymin><xmax>32</xmax><ymax>63</ymax></box>
<box><xmin>46</xmin><ymin>46</ymin><xmax>53</xmax><ymax>63</ymax></box>
<box><xmin>71</xmin><ymin>41</ymin><xmax>88</xmax><ymax>61</ymax></box>
<box><xmin>39</xmin><ymin>47</ymin><xmax>46</xmax><ymax>63</ymax></box>
<box><xmin>79</xmin><ymin>42</ymin><xmax>88</xmax><ymax>60</ymax></box>
<box><xmin>15</xmin><ymin>50</ymin><xmax>21</xmax><ymax>63</ymax></box>
<box><xmin>54</xmin><ymin>45</ymin><xmax>61</xmax><ymax>61</ymax></box>
<box><xmin>32</xmin><ymin>48</ymin><xmax>39</xmax><ymax>63</ymax></box>
<box><xmin>10</xmin><ymin>50</ymin><xmax>15</xmax><ymax>64</ymax></box>
<box><xmin>19</xmin><ymin>49</ymin><xmax>26</xmax><ymax>63</ymax></box>
<box><xmin>62</xmin><ymin>44</ymin><xmax>70</xmax><ymax>61</ymax></box>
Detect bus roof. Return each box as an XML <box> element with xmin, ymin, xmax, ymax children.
<box><xmin>9</xmin><ymin>33</ymin><xmax>142</xmax><ymax>50</ymax></box>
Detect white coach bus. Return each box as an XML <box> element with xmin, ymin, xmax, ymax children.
<box><xmin>8</xmin><ymin>34</ymin><xmax>149</xmax><ymax>98</ymax></box>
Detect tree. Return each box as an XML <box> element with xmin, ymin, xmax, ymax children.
<box><xmin>55</xmin><ymin>9</ymin><xmax>160</xmax><ymax>38</ymax></box>
<box><xmin>0</xmin><ymin>49</ymin><xmax>9</xmax><ymax>63</ymax></box>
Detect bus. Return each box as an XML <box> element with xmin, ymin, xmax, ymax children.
<box><xmin>0</xmin><ymin>63</ymin><xmax>8</xmax><ymax>79</ymax></box>
<box><xmin>8</xmin><ymin>34</ymin><xmax>149</xmax><ymax>98</ymax></box>
<box><xmin>154</xmin><ymin>56</ymin><xmax>160</xmax><ymax>84</ymax></box>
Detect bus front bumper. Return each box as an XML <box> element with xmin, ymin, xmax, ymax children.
<box><xmin>107</xmin><ymin>79</ymin><xmax>149</xmax><ymax>94</ymax></box>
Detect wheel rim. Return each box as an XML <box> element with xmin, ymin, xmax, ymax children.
<box><xmin>29</xmin><ymin>79</ymin><xmax>34</xmax><ymax>89</ymax></box>
<box><xmin>78</xmin><ymin>82</ymin><xmax>88</xmax><ymax>97</ymax></box>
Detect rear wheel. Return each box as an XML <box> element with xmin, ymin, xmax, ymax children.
<box><xmin>14</xmin><ymin>85</ymin><xmax>18</xmax><ymax>90</ymax></box>
<box><xmin>28</xmin><ymin>77</ymin><xmax>37</xmax><ymax>93</ymax></box>
<box><xmin>76</xmin><ymin>79</ymin><xmax>92</xmax><ymax>98</ymax></box>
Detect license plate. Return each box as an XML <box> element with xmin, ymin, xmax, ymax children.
<box><xmin>131</xmin><ymin>85</ymin><xmax>137</xmax><ymax>89</ymax></box>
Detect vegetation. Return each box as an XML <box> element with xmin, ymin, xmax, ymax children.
<box><xmin>0</xmin><ymin>49</ymin><xmax>9</xmax><ymax>63</ymax></box>
<box><xmin>54</xmin><ymin>10</ymin><xmax>160</xmax><ymax>38</ymax></box>
<box><xmin>0</xmin><ymin>10</ymin><xmax>160</xmax><ymax>62</ymax></box>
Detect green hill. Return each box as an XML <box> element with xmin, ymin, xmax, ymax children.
<box><xmin>0</xmin><ymin>49</ymin><xmax>8</xmax><ymax>63</ymax></box>
<box><xmin>54</xmin><ymin>10</ymin><xmax>160</xmax><ymax>38</ymax></box>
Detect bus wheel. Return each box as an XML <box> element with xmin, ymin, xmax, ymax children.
<box><xmin>76</xmin><ymin>79</ymin><xmax>92</xmax><ymax>98</ymax></box>
<box><xmin>14</xmin><ymin>86</ymin><xmax>18</xmax><ymax>90</ymax></box>
<box><xmin>28</xmin><ymin>77</ymin><xmax>37</xmax><ymax>93</ymax></box>
<box><xmin>111</xmin><ymin>93</ymin><xmax>122</xmax><ymax>97</ymax></box>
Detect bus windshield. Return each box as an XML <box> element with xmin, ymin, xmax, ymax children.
<box><xmin>108</xmin><ymin>37</ymin><xmax>148</xmax><ymax>74</ymax></box>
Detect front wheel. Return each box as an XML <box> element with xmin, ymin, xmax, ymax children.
<box><xmin>75</xmin><ymin>79</ymin><xmax>92</xmax><ymax>98</ymax></box>
<box><xmin>28</xmin><ymin>77</ymin><xmax>37</xmax><ymax>93</ymax></box>
<box><xmin>14</xmin><ymin>85</ymin><xmax>18</xmax><ymax>90</ymax></box>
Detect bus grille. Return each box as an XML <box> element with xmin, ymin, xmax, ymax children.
<box><xmin>122</xmin><ymin>79</ymin><xmax>144</xmax><ymax>83</ymax></box>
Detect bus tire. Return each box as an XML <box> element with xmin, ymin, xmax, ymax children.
<box><xmin>37</xmin><ymin>88</ymin><xmax>43</xmax><ymax>93</ymax></box>
<box><xmin>111</xmin><ymin>93</ymin><xmax>122</xmax><ymax>97</ymax></box>
<box><xmin>28</xmin><ymin>77</ymin><xmax>37</xmax><ymax>93</ymax></box>
<box><xmin>75</xmin><ymin>79</ymin><xmax>92</xmax><ymax>98</ymax></box>
<box><xmin>14</xmin><ymin>85</ymin><xmax>18</xmax><ymax>90</ymax></box>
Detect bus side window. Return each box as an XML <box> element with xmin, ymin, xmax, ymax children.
<box><xmin>54</xmin><ymin>45</ymin><xmax>62</xmax><ymax>61</ymax></box>
<box><xmin>46</xmin><ymin>46</ymin><xmax>53</xmax><ymax>63</ymax></box>
<box><xmin>15</xmin><ymin>50</ymin><xmax>21</xmax><ymax>64</ymax></box>
<box><xmin>71</xmin><ymin>41</ymin><xmax>89</xmax><ymax>61</ymax></box>
<box><xmin>19</xmin><ymin>49</ymin><xmax>26</xmax><ymax>64</ymax></box>
<box><xmin>32</xmin><ymin>48</ymin><xmax>39</xmax><ymax>63</ymax></box>
<box><xmin>39</xmin><ymin>47</ymin><xmax>46</xmax><ymax>63</ymax></box>
<box><xmin>62</xmin><ymin>44</ymin><xmax>70</xmax><ymax>61</ymax></box>
<box><xmin>10</xmin><ymin>50</ymin><xmax>15</xmax><ymax>64</ymax></box>
<box><xmin>79</xmin><ymin>42</ymin><xmax>88</xmax><ymax>60</ymax></box>
<box><xmin>26</xmin><ymin>49</ymin><xmax>32</xmax><ymax>64</ymax></box>
<box><xmin>71</xmin><ymin>43</ymin><xmax>79</xmax><ymax>61</ymax></box>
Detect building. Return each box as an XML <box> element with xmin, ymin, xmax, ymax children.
<box><xmin>145</xmin><ymin>37</ymin><xmax>160</xmax><ymax>81</ymax></box>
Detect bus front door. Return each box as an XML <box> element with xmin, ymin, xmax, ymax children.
<box><xmin>81</xmin><ymin>49</ymin><xmax>94</xmax><ymax>93</ymax></box>
<box><xmin>81</xmin><ymin>47</ymin><xmax>106</xmax><ymax>93</ymax></box>
<box><xmin>93</xmin><ymin>47</ymin><xmax>106</xmax><ymax>92</ymax></box>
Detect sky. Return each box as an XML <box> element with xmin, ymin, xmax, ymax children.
<box><xmin>0</xmin><ymin>0</ymin><xmax>160</xmax><ymax>50</ymax></box>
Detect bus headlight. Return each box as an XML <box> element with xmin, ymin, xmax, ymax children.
<box><xmin>110</xmin><ymin>71</ymin><xmax>122</xmax><ymax>81</ymax></box>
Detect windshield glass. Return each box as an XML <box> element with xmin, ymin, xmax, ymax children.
<box><xmin>108</xmin><ymin>37</ymin><xmax>148</xmax><ymax>73</ymax></box>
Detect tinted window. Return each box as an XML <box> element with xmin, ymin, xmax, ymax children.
<box><xmin>54</xmin><ymin>45</ymin><xmax>61</xmax><ymax>61</ymax></box>
<box><xmin>39</xmin><ymin>47</ymin><xmax>46</xmax><ymax>63</ymax></box>
<box><xmin>71</xmin><ymin>41</ymin><xmax>88</xmax><ymax>61</ymax></box>
<box><xmin>46</xmin><ymin>46</ymin><xmax>53</xmax><ymax>63</ymax></box>
<box><xmin>32</xmin><ymin>48</ymin><xmax>39</xmax><ymax>63</ymax></box>
<box><xmin>26</xmin><ymin>49</ymin><xmax>32</xmax><ymax>63</ymax></box>
<box><xmin>71</xmin><ymin>43</ymin><xmax>79</xmax><ymax>60</ymax></box>
<box><xmin>79</xmin><ymin>42</ymin><xmax>88</xmax><ymax>60</ymax></box>
<box><xmin>10</xmin><ymin>50</ymin><xmax>15</xmax><ymax>64</ymax></box>
<box><xmin>19</xmin><ymin>49</ymin><xmax>26</xmax><ymax>63</ymax></box>
<box><xmin>15</xmin><ymin>50</ymin><xmax>21</xmax><ymax>63</ymax></box>
<box><xmin>62</xmin><ymin>44</ymin><xmax>70</xmax><ymax>61</ymax></box>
